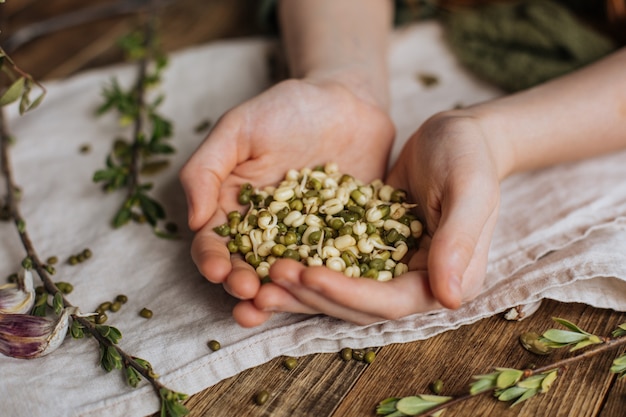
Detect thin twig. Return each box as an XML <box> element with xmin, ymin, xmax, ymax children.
<box><xmin>410</xmin><ymin>335</ymin><xmax>626</xmax><ymax>417</ymax></box>
<box><xmin>0</xmin><ymin>106</ymin><xmax>166</xmax><ymax>397</ymax></box>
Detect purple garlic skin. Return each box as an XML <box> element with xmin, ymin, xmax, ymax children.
<box><xmin>0</xmin><ymin>307</ymin><xmax>76</xmax><ymax>359</ymax></box>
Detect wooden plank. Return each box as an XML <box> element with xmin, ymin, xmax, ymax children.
<box><xmin>7</xmin><ymin>0</ymin><xmax>263</xmax><ymax>80</ymax></box>
<box><xmin>599</xmin><ymin>352</ymin><xmax>626</xmax><ymax>416</ymax></box>
<box><xmin>183</xmin><ymin>349</ymin><xmax>375</xmax><ymax>416</ymax></box>
<box><xmin>333</xmin><ymin>300</ymin><xmax>625</xmax><ymax>417</ymax></box>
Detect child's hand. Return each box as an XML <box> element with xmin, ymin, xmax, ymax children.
<box><xmin>179</xmin><ymin>77</ymin><xmax>394</xmax><ymax>306</ymax></box>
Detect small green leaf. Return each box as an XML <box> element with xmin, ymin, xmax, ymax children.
<box><xmin>0</xmin><ymin>77</ymin><xmax>25</xmax><ymax>106</ymax></box>
<box><xmin>395</xmin><ymin>395</ymin><xmax>451</xmax><ymax>415</ymax></box>
<box><xmin>496</xmin><ymin>386</ymin><xmax>527</xmax><ymax>402</ymax></box>
<box><xmin>53</xmin><ymin>291</ymin><xmax>64</xmax><ymax>314</ymax></box>
<box><xmin>469</xmin><ymin>372</ymin><xmax>499</xmax><ymax>395</ymax></box>
<box><xmin>93</xmin><ymin>168</ymin><xmax>120</xmax><ymax>182</ymax></box>
<box><xmin>511</xmin><ymin>388</ymin><xmax>538</xmax><ymax>406</ymax></box>
<box><xmin>542</xmin><ymin>329</ymin><xmax>588</xmax><ymax>344</ymax></box>
<box><xmin>612</xmin><ymin>323</ymin><xmax>626</xmax><ymax>337</ymax></box>
<box><xmin>376</xmin><ymin>398</ymin><xmax>401</xmax><ymax>415</ymax></box>
<box><xmin>610</xmin><ymin>354</ymin><xmax>626</xmax><ymax>378</ymax></box>
<box><xmin>113</xmin><ymin>207</ymin><xmax>132</xmax><ymax>228</ymax></box>
<box><xmin>552</xmin><ymin>317</ymin><xmax>591</xmax><ymax>335</ymax></box>
<box><xmin>125</xmin><ymin>366</ymin><xmax>142</xmax><ymax>388</ymax></box>
<box><xmin>70</xmin><ymin>320</ymin><xmax>84</xmax><ymax>339</ymax></box>
<box><xmin>516</xmin><ymin>375</ymin><xmax>544</xmax><ymax>390</ymax></box>
<box><xmin>540</xmin><ymin>370</ymin><xmax>558</xmax><ymax>393</ymax></box>
<box><xmin>495</xmin><ymin>368</ymin><xmax>523</xmax><ymax>389</ymax></box>
<box><xmin>570</xmin><ymin>335</ymin><xmax>603</xmax><ymax>351</ymax></box>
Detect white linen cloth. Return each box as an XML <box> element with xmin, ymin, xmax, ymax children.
<box><xmin>1</xmin><ymin>21</ymin><xmax>625</xmax><ymax>417</ymax></box>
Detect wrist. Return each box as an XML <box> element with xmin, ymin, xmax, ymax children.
<box><xmin>303</xmin><ymin>65</ymin><xmax>390</xmax><ymax>111</ymax></box>
<box><xmin>432</xmin><ymin>107</ymin><xmax>518</xmax><ymax>181</ymax></box>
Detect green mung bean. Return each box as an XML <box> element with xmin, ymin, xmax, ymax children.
<box><xmin>352</xmin><ymin>349</ymin><xmax>365</xmax><ymax>361</ymax></box>
<box><xmin>254</xmin><ymin>390</ymin><xmax>270</xmax><ymax>406</ymax></box>
<box><xmin>139</xmin><ymin>308</ymin><xmax>153</xmax><ymax>319</ymax></box>
<box><xmin>364</xmin><ymin>351</ymin><xmax>376</xmax><ymax>364</ymax></box>
<box><xmin>283</xmin><ymin>357</ymin><xmax>298</xmax><ymax>370</ymax></box>
<box><xmin>340</xmin><ymin>348</ymin><xmax>353</xmax><ymax>361</ymax></box>
<box><xmin>208</xmin><ymin>340</ymin><xmax>221</xmax><ymax>352</ymax></box>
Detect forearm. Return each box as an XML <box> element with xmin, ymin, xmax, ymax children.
<box><xmin>470</xmin><ymin>47</ymin><xmax>626</xmax><ymax>179</ymax></box>
<box><xmin>278</xmin><ymin>0</ymin><xmax>393</xmax><ymax>110</ymax></box>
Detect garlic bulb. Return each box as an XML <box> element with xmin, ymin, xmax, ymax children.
<box><xmin>0</xmin><ymin>306</ymin><xmax>77</xmax><ymax>359</ymax></box>
<box><xmin>0</xmin><ymin>268</ymin><xmax>35</xmax><ymax>314</ymax></box>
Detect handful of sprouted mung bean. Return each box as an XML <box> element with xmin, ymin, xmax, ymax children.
<box><xmin>213</xmin><ymin>162</ymin><xmax>423</xmax><ymax>282</ymax></box>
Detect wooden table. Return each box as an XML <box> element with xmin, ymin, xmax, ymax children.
<box><xmin>6</xmin><ymin>2</ymin><xmax>626</xmax><ymax>416</ymax></box>
<box><xmin>183</xmin><ymin>300</ymin><xmax>625</xmax><ymax>417</ymax></box>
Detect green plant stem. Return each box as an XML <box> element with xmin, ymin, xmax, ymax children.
<box><xmin>0</xmin><ymin>107</ymin><xmax>169</xmax><ymax>401</ymax></box>
<box><xmin>406</xmin><ymin>334</ymin><xmax>626</xmax><ymax>417</ymax></box>
<box><xmin>126</xmin><ymin>10</ymin><xmax>156</xmax><ymax>201</ymax></box>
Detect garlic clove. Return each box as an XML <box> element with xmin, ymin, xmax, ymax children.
<box><xmin>0</xmin><ymin>268</ymin><xmax>35</xmax><ymax>314</ymax></box>
<box><xmin>0</xmin><ymin>306</ymin><xmax>77</xmax><ymax>359</ymax></box>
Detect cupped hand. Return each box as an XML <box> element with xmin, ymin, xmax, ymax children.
<box><xmin>179</xmin><ymin>77</ymin><xmax>395</xmax><ymax>305</ymax></box>
<box><xmin>236</xmin><ymin>111</ymin><xmax>503</xmax><ymax>327</ymax></box>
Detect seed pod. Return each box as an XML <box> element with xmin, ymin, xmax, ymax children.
<box><xmin>0</xmin><ymin>307</ymin><xmax>77</xmax><ymax>359</ymax></box>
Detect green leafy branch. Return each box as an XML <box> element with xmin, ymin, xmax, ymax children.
<box><xmin>93</xmin><ymin>13</ymin><xmax>177</xmax><ymax>238</ymax></box>
<box><xmin>0</xmin><ymin>76</ymin><xmax>187</xmax><ymax>417</ymax></box>
<box><xmin>0</xmin><ymin>47</ymin><xmax>46</xmax><ymax>114</ymax></box>
<box><xmin>376</xmin><ymin>318</ymin><xmax>626</xmax><ymax>416</ymax></box>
